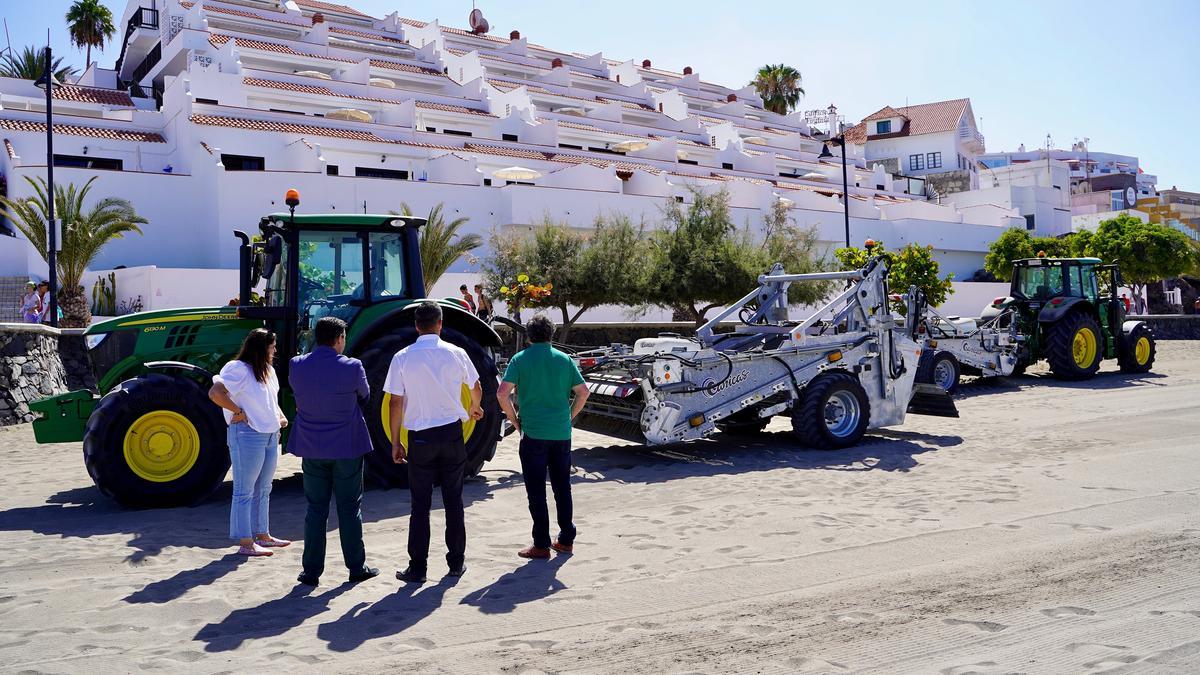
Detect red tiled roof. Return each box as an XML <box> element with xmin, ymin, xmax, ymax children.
<box><xmin>400</xmin><ymin>18</ymin><xmax>427</xmax><ymax>28</ymax></box>
<box><xmin>550</xmin><ymin>154</ymin><xmax>660</xmax><ymax>174</ymax></box>
<box><xmin>180</xmin><ymin>1</ymin><xmax>309</xmax><ymax>26</ymax></box>
<box><xmin>4</xmin><ymin>139</ymin><xmax>16</xmax><ymax>159</ymax></box>
<box><xmin>862</xmin><ymin>106</ymin><xmax>907</xmax><ymax>123</ymax></box>
<box><xmin>414</xmin><ymin>101</ymin><xmax>493</xmax><ymax>117</ymax></box>
<box><xmin>329</xmin><ymin>27</ymin><xmax>407</xmax><ymax>45</ymax></box>
<box><xmin>0</xmin><ymin>119</ymin><xmax>164</xmax><ymax>143</ymax></box>
<box><xmin>855</xmin><ymin>98</ymin><xmax>970</xmax><ymax>140</ymax></box>
<box><xmin>368</xmin><ymin>59</ymin><xmax>445</xmax><ymax>77</ymax></box>
<box><xmin>463</xmin><ymin>143</ymin><xmax>549</xmax><ymax>161</ymax></box>
<box><xmin>244</xmin><ymin>77</ymin><xmax>335</xmax><ymax>97</ymax></box>
<box><xmin>52</xmin><ymin>84</ymin><xmax>134</xmax><ymax>107</ymax></box>
<box><xmin>210</xmin><ymin>34</ymin><xmax>349</xmax><ymax>61</ymax></box>
<box><xmin>243</xmin><ymin>77</ymin><xmax>493</xmax><ymax>116</ymax></box>
<box><xmin>199</xmin><ymin>141</ymin><xmax>214</xmax><ymax>155</ymax></box>
<box><xmin>190</xmin><ymin>114</ymin><xmax>386</xmax><ymax>143</ymax></box>
<box><xmin>296</xmin><ymin>0</ymin><xmax>371</xmax><ymax>18</ymax></box>
<box><xmin>597</xmin><ymin>97</ymin><xmax>654</xmax><ymax>111</ymax></box>
<box><xmin>555</xmin><ymin>119</ymin><xmax>642</xmax><ymax>139</ymax></box>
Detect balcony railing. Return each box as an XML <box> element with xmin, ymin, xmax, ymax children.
<box><xmin>958</xmin><ymin>126</ymin><xmax>985</xmax><ymax>149</ymax></box>
<box><xmin>114</xmin><ymin>8</ymin><xmax>161</xmax><ymax>79</ymax></box>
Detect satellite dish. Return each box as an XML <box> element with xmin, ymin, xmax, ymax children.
<box><xmin>468</xmin><ymin>8</ymin><xmax>489</xmax><ymax>34</ymax></box>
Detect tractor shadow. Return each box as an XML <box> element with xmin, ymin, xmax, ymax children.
<box><xmin>954</xmin><ymin>369</ymin><xmax>1167</xmax><ymax>400</ymax></box>
<box><xmin>569</xmin><ymin>427</ymin><xmax>954</xmax><ymax>484</ymax></box>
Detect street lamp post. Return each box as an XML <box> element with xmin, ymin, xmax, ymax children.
<box><xmin>34</xmin><ymin>45</ymin><xmax>58</xmax><ymax>327</ymax></box>
<box><xmin>819</xmin><ymin>135</ymin><xmax>851</xmax><ymax>248</ymax></box>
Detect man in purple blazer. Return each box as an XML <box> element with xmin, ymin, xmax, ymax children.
<box><xmin>288</xmin><ymin>317</ymin><xmax>379</xmax><ymax>586</ymax></box>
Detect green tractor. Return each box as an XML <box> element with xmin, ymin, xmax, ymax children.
<box><xmin>980</xmin><ymin>255</ymin><xmax>1155</xmax><ymax>379</ymax></box>
<box><xmin>30</xmin><ymin>198</ymin><xmax>502</xmax><ymax>508</ymax></box>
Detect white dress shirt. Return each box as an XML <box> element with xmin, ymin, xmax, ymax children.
<box><xmin>214</xmin><ymin>360</ymin><xmax>283</xmax><ymax>433</ymax></box>
<box><xmin>383</xmin><ymin>334</ymin><xmax>480</xmax><ymax>431</ymax></box>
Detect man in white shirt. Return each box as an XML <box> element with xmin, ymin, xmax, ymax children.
<box><xmin>384</xmin><ymin>301</ymin><xmax>483</xmax><ymax>583</ymax></box>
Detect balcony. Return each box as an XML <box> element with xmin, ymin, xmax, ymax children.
<box><xmin>957</xmin><ymin>126</ymin><xmax>985</xmax><ymax>153</ymax></box>
<box><xmin>115</xmin><ymin>8</ymin><xmax>161</xmax><ymax>80</ymax></box>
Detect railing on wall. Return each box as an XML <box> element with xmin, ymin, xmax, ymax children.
<box><xmin>113</xmin><ymin>7</ymin><xmax>161</xmax><ymax>77</ymax></box>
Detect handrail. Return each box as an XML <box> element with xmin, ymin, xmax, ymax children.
<box><xmin>114</xmin><ymin>8</ymin><xmax>161</xmax><ymax>83</ymax></box>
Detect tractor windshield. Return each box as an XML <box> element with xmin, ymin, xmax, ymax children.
<box><xmin>368</xmin><ymin>232</ymin><xmax>407</xmax><ymax>299</ymax></box>
<box><xmin>296</xmin><ymin>231</ymin><xmax>366</xmax><ymax>350</ymax></box>
<box><xmin>1015</xmin><ymin>264</ymin><xmax>1065</xmax><ymax>301</ymax></box>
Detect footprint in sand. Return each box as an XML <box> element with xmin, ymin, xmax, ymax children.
<box><xmin>1083</xmin><ymin>655</ymin><xmax>1140</xmax><ymax>669</ymax></box>
<box><xmin>1054</xmin><ymin>523</ymin><xmax>1112</xmax><ymax>533</ymax></box>
<box><xmin>717</xmin><ymin>545</ymin><xmax>746</xmax><ymax>554</ymax></box>
<box><xmin>830</xmin><ymin>611</ymin><xmax>876</xmax><ymax>623</ymax></box>
<box><xmin>724</xmin><ymin>624</ymin><xmax>777</xmax><ymax>636</ymax></box>
<box><xmin>1041</xmin><ymin>606</ymin><xmax>1096</xmax><ymax>618</ymax></box>
<box><xmin>785</xmin><ymin>656</ymin><xmax>848</xmax><ymax>672</ymax></box>
<box><xmin>940</xmin><ymin>661</ymin><xmax>1003</xmax><ymax>675</ymax></box>
<box><xmin>671</xmin><ymin>505</ymin><xmax>700</xmax><ymax>516</ymax></box>
<box><xmin>499</xmin><ymin>639</ymin><xmax>557</xmax><ymax>650</ymax></box>
<box><xmin>1065</xmin><ymin>642</ymin><xmax>1129</xmax><ymax>653</ymax></box>
<box><xmin>942</xmin><ymin>618</ymin><xmax>1008</xmax><ymax>633</ymax></box>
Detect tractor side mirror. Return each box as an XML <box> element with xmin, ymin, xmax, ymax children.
<box><xmin>261</xmin><ymin>234</ymin><xmax>284</xmax><ymax>281</ymax></box>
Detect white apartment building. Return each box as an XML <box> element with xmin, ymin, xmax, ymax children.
<box><xmin>844</xmin><ymin>98</ymin><xmax>986</xmax><ymax>197</ymax></box>
<box><xmin>0</xmin><ymin>0</ymin><xmax>1025</xmax><ymax>310</ymax></box>
<box><xmin>948</xmin><ymin>160</ymin><xmax>1074</xmax><ymax>237</ymax></box>
<box><xmin>980</xmin><ymin>143</ymin><xmax>1157</xmax><ymax>205</ymax></box>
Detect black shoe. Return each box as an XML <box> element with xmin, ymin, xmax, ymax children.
<box><xmin>297</xmin><ymin>572</ymin><xmax>320</xmax><ymax>586</ymax></box>
<box><xmin>447</xmin><ymin>563</ymin><xmax>467</xmax><ymax>578</ymax></box>
<box><xmin>396</xmin><ymin>567</ymin><xmax>426</xmax><ymax>583</ymax></box>
<box><xmin>349</xmin><ymin>567</ymin><xmax>379</xmax><ymax>583</ymax></box>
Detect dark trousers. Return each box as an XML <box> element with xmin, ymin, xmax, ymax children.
<box><xmin>407</xmin><ymin>421</ymin><xmax>467</xmax><ymax>573</ymax></box>
<box><xmin>519</xmin><ymin>436</ymin><xmax>576</xmax><ymax>549</ymax></box>
<box><xmin>301</xmin><ymin>456</ymin><xmax>367</xmax><ymax>578</ymax></box>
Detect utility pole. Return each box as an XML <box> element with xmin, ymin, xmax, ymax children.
<box><xmin>35</xmin><ymin>42</ymin><xmax>58</xmax><ymax>327</ymax></box>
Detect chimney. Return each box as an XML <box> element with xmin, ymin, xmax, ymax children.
<box><xmin>727</xmin><ymin>93</ymin><xmax>737</xmax><ymax>102</ymax></box>
<box><xmin>551</xmin><ymin>57</ymin><xmax>563</xmax><ymax>68</ymax></box>
<box><xmin>642</xmin><ymin>59</ymin><xmax>651</xmax><ymax>68</ymax></box>
<box><xmin>683</xmin><ymin>66</ymin><xmax>693</xmax><ymax>75</ymax></box>
<box><xmin>312</xmin><ymin>12</ymin><xmax>325</xmax><ymax>25</ymax></box>
<box><xmin>510</xmin><ymin>30</ymin><xmax>520</xmax><ymax>40</ymax></box>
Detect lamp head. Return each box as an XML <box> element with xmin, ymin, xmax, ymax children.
<box><xmin>818</xmin><ymin>143</ymin><xmax>834</xmax><ymax>159</ymax></box>
<box><xmin>285</xmin><ymin>189</ymin><xmax>300</xmax><ymax>209</ymax></box>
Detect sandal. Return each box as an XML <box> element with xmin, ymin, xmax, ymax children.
<box><xmin>255</xmin><ymin>535</ymin><xmax>292</xmax><ymax>548</ymax></box>
<box><xmin>237</xmin><ymin>543</ymin><xmax>274</xmax><ymax>557</ymax></box>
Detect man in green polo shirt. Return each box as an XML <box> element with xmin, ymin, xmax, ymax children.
<box><xmin>497</xmin><ymin>314</ymin><xmax>590</xmax><ymax>559</ymax></box>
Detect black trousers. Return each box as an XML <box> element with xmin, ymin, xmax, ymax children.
<box><xmin>407</xmin><ymin>421</ymin><xmax>467</xmax><ymax>572</ymax></box>
<box><xmin>519</xmin><ymin>436</ymin><xmax>576</xmax><ymax>549</ymax></box>
<box><xmin>301</xmin><ymin>457</ymin><xmax>367</xmax><ymax>578</ymax></box>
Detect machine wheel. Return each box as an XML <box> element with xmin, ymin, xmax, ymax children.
<box><xmin>791</xmin><ymin>372</ymin><xmax>871</xmax><ymax>450</ymax></box>
<box><xmin>715</xmin><ymin>410</ymin><xmax>771</xmax><ymax>435</ymax></box>
<box><xmin>357</xmin><ymin>327</ymin><xmax>502</xmax><ymax>488</ymax></box>
<box><xmin>1045</xmin><ymin>312</ymin><xmax>1103</xmax><ymax>380</ymax></box>
<box><xmin>916</xmin><ymin>351</ymin><xmax>961</xmax><ymax>393</ymax></box>
<box><xmin>1118</xmin><ymin>324</ymin><xmax>1156</xmax><ymax>373</ymax></box>
<box><xmin>83</xmin><ymin>374</ymin><xmax>230</xmax><ymax>508</ymax></box>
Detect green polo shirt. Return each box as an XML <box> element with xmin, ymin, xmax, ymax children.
<box><xmin>502</xmin><ymin>342</ymin><xmax>585</xmax><ymax>441</ymax></box>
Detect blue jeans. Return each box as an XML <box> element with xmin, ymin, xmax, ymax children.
<box><xmin>519</xmin><ymin>436</ymin><xmax>575</xmax><ymax>549</ymax></box>
<box><xmin>228</xmin><ymin>425</ymin><xmax>279</xmax><ymax>541</ymax></box>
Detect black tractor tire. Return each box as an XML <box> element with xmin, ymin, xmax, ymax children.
<box><xmin>357</xmin><ymin>327</ymin><xmax>502</xmax><ymax>488</ymax></box>
<box><xmin>1044</xmin><ymin>312</ymin><xmax>1104</xmax><ymax>380</ymax></box>
<box><xmin>83</xmin><ymin>374</ymin><xmax>230</xmax><ymax>508</ymax></box>
<box><xmin>915</xmin><ymin>351</ymin><xmax>961</xmax><ymax>393</ymax></box>
<box><xmin>715</xmin><ymin>411</ymin><xmax>771</xmax><ymax>435</ymax></box>
<box><xmin>1118</xmin><ymin>324</ymin><xmax>1156</xmax><ymax>374</ymax></box>
<box><xmin>791</xmin><ymin>371</ymin><xmax>871</xmax><ymax>450</ymax></box>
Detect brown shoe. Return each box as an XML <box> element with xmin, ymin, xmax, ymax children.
<box><xmin>551</xmin><ymin>540</ymin><xmax>573</xmax><ymax>554</ymax></box>
<box><xmin>518</xmin><ymin>546</ymin><xmax>551</xmax><ymax>559</ymax></box>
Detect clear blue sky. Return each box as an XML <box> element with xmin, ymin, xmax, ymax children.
<box><xmin>6</xmin><ymin>0</ymin><xmax>1198</xmax><ymax>189</ymax></box>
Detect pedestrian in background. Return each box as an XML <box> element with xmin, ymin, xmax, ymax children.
<box><xmin>474</xmin><ymin>284</ymin><xmax>493</xmax><ymax>322</ymax></box>
<box><xmin>208</xmin><ymin>328</ymin><xmax>290</xmax><ymax>557</ymax></box>
<box><xmin>288</xmin><ymin>317</ymin><xmax>379</xmax><ymax>586</ymax></box>
<box><xmin>19</xmin><ymin>281</ymin><xmax>41</xmax><ymax>324</ymax></box>
<box><xmin>384</xmin><ymin>301</ymin><xmax>483</xmax><ymax>582</ymax></box>
<box><xmin>459</xmin><ymin>284</ymin><xmax>477</xmax><ymax>313</ymax></box>
<box><xmin>35</xmin><ymin>282</ymin><xmax>51</xmax><ymax>324</ymax></box>
<box><xmin>497</xmin><ymin>314</ymin><xmax>590</xmax><ymax>559</ymax></box>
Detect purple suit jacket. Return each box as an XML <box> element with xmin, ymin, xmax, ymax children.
<box><xmin>286</xmin><ymin>346</ymin><xmax>373</xmax><ymax>459</ymax></box>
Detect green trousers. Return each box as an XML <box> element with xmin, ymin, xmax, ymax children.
<box><xmin>301</xmin><ymin>457</ymin><xmax>367</xmax><ymax>578</ymax></box>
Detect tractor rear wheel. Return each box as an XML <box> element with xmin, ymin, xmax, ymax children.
<box><xmin>83</xmin><ymin>374</ymin><xmax>230</xmax><ymax>508</ymax></box>
<box><xmin>1118</xmin><ymin>324</ymin><xmax>1156</xmax><ymax>373</ymax></box>
<box><xmin>1045</xmin><ymin>312</ymin><xmax>1103</xmax><ymax>380</ymax></box>
<box><xmin>357</xmin><ymin>327</ymin><xmax>501</xmax><ymax>488</ymax></box>
<box><xmin>715</xmin><ymin>410</ymin><xmax>771</xmax><ymax>435</ymax></box>
<box><xmin>916</xmin><ymin>351</ymin><xmax>961</xmax><ymax>393</ymax></box>
<box><xmin>791</xmin><ymin>372</ymin><xmax>870</xmax><ymax>450</ymax></box>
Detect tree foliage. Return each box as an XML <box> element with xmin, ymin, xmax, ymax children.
<box><xmin>983</xmin><ymin>228</ymin><xmax>1089</xmax><ymax>281</ymax></box>
<box><xmin>750</xmin><ymin>64</ymin><xmax>804</xmax><ymax>115</ymax></box>
<box><xmin>66</xmin><ymin>0</ymin><xmax>116</xmax><ymax>67</ymax></box>
<box><xmin>396</xmin><ymin>203</ymin><xmax>481</xmax><ymax>294</ymax></box>
<box><xmin>0</xmin><ymin>176</ymin><xmax>146</xmax><ymax>327</ymax></box>
<box><xmin>0</xmin><ymin>45</ymin><xmax>77</xmax><ymax>81</ymax></box>
<box><xmin>836</xmin><ymin>241</ymin><xmax>954</xmax><ymax>312</ymax></box>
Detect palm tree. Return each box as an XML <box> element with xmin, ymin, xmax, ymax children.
<box><xmin>0</xmin><ymin>46</ymin><xmax>78</xmax><ymax>82</ymax></box>
<box><xmin>0</xmin><ymin>176</ymin><xmax>146</xmax><ymax>327</ymax></box>
<box><xmin>66</xmin><ymin>0</ymin><xmax>116</xmax><ymax>69</ymax></box>
<box><xmin>750</xmin><ymin>64</ymin><xmax>804</xmax><ymax>115</ymax></box>
<box><xmin>394</xmin><ymin>203</ymin><xmax>482</xmax><ymax>295</ymax></box>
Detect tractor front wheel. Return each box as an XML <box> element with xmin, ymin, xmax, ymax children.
<box><xmin>916</xmin><ymin>351</ymin><xmax>961</xmax><ymax>393</ymax></box>
<box><xmin>357</xmin><ymin>327</ymin><xmax>502</xmax><ymax>488</ymax></box>
<box><xmin>83</xmin><ymin>374</ymin><xmax>230</xmax><ymax>508</ymax></box>
<box><xmin>1118</xmin><ymin>324</ymin><xmax>1156</xmax><ymax>374</ymax></box>
<box><xmin>1045</xmin><ymin>312</ymin><xmax>1103</xmax><ymax>380</ymax></box>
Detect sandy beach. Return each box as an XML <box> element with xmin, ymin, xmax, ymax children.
<box><xmin>0</xmin><ymin>342</ymin><xmax>1197</xmax><ymax>673</ymax></box>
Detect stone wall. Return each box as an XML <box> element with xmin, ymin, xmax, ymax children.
<box><xmin>1130</xmin><ymin>315</ymin><xmax>1200</xmax><ymax>340</ymax></box>
<box><xmin>0</xmin><ymin>325</ymin><xmax>94</xmax><ymax>425</ymax></box>
<box><xmin>926</xmin><ymin>170</ymin><xmax>973</xmax><ymax>197</ymax></box>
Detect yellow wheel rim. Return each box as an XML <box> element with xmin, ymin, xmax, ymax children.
<box><xmin>1072</xmin><ymin>327</ymin><xmax>1098</xmax><ymax>368</ymax></box>
<box><xmin>1135</xmin><ymin>336</ymin><xmax>1151</xmax><ymax>365</ymax></box>
<box><xmin>381</xmin><ymin>384</ymin><xmax>477</xmax><ymax>446</ymax></box>
<box><xmin>123</xmin><ymin>411</ymin><xmax>201</xmax><ymax>482</ymax></box>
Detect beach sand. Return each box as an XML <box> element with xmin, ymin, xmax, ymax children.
<box><xmin>0</xmin><ymin>342</ymin><xmax>1197</xmax><ymax>673</ymax></box>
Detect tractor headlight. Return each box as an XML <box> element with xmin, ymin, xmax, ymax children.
<box><xmin>84</xmin><ymin>333</ymin><xmax>110</xmax><ymax>350</ymax></box>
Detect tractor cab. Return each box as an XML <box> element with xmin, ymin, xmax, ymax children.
<box><xmin>235</xmin><ymin>200</ymin><xmax>426</xmax><ymax>367</ymax></box>
<box><xmin>1009</xmin><ymin>256</ymin><xmax>1102</xmax><ymax>308</ymax></box>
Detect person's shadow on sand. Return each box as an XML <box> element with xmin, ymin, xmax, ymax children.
<box><xmin>317</xmin><ymin>576</ymin><xmax>461</xmax><ymax>652</ymax></box>
<box><xmin>124</xmin><ymin>553</ymin><xmax>247</xmax><ymax>604</ymax></box>
<box><xmin>460</xmin><ymin>557</ymin><xmax>568</xmax><ymax>614</ymax></box>
<box><xmin>194</xmin><ymin>583</ymin><xmax>351</xmax><ymax>652</ymax></box>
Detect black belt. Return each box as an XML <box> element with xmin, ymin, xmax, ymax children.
<box><xmin>409</xmin><ymin>420</ymin><xmax>463</xmax><ymax>443</ymax></box>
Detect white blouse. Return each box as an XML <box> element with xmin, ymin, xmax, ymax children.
<box><xmin>214</xmin><ymin>360</ymin><xmax>283</xmax><ymax>433</ymax></box>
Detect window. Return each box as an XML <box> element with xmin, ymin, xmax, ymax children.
<box><xmin>326</xmin><ymin>165</ymin><xmax>339</xmax><ymax>176</ymax></box>
<box><xmin>221</xmin><ymin>154</ymin><xmax>264</xmax><ymax>171</ymax></box>
<box><xmin>502</xmin><ymin>133</ymin><xmax>518</xmax><ymax>142</ymax></box>
<box><xmin>721</xmin><ymin>162</ymin><xmax>734</xmax><ymax>170</ymax></box>
<box><xmin>1110</xmin><ymin>191</ymin><xmax>1124</xmax><ymax>211</ymax></box>
<box><xmin>875</xmin><ymin>120</ymin><xmax>891</xmax><ymax>134</ymax></box>
<box><xmin>1024</xmin><ymin>214</ymin><xmax>1036</xmax><ymax>230</ymax></box>
<box><xmin>53</xmin><ymin>154</ymin><xmax>122</xmax><ymax>171</ymax></box>
<box><xmin>424</xmin><ymin>126</ymin><xmax>436</xmax><ymax>132</ymax></box>
<box><xmin>355</xmin><ymin>167</ymin><xmax>409</xmax><ymax>180</ymax></box>
<box><xmin>367</xmin><ymin>232</ymin><xmax>406</xmax><ymax>301</ymax></box>
<box><xmin>483</xmin><ymin>178</ymin><xmax>493</xmax><ymax>186</ymax></box>
<box><xmin>678</xmin><ymin>158</ymin><xmax>698</xmax><ymax>165</ymax></box>
<box><xmin>926</xmin><ymin>152</ymin><xmax>942</xmax><ymax>169</ymax></box>
<box><xmin>1017</xmin><ymin>264</ymin><xmax>1063</xmax><ymax>300</ymax></box>
<box><xmin>295</xmin><ymin>231</ymin><xmax>365</xmax><ymax>351</ymax></box>
<box><xmin>557</xmin><ymin>143</ymin><xmax>582</xmax><ymax>150</ymax></box>
<box><xmin>909</xmin><ymin>154</ymin><xmax>924</xmax><ymax>171</ymax></box>
<box><xmin>442</xmin><ymin>129</ymin><xmax>472</xmax><ymax>137</ymax></box>
<box><xmin>195</xmin><ymin>97</ymin><xmax>218</xmax><ymax>105</ymax></box>
<box><xmin>269</xmin><ymin>108</ymin><xmax>304</xmax><ymax>115</ymax></box>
